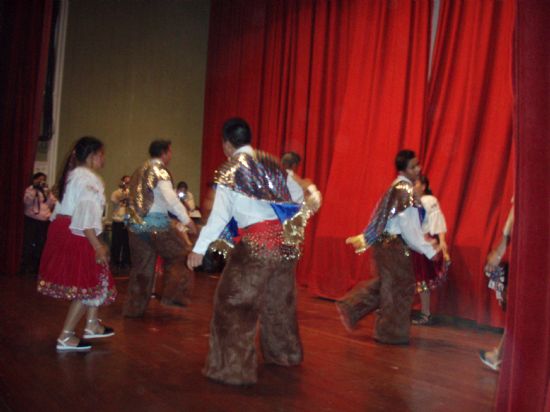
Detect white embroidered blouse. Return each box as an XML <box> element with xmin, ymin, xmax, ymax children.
<box><xmin>52</xmin><ymin>167</ymin><xmax>105</xmax><ymax>236</ymax></box>
<box><xmin>420</xmin><ymin>194</ymin><xmax>447</xmax><ymax>236</ymax></box>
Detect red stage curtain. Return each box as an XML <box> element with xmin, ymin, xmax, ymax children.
<box><xmin>420</xmin><ymin>0</ymin><xmax>515</xmax><ymax>326</ymax></box>
<box><xmin>202</xmin><ymin>0</ymin><xmax>433</xmax><ymax>293</ymax></box>
<box><xmin>201</xmin><ymin>0</ymin><xmax>517</xmax><ymax>325</ymax></box>
<box><xmin>200</xmin><ymin>0</ymin><xmax>356</xmax><ymax>283</ymax></box>
<box><xmin>496</xmin><ymin>2</ymin><xmax>550</xmax><ymax>411</ymax></box>
<box><xmin>0</xmin><ymin>0</ymin><xmax>53</xmax><ymax>276</ymax></box>
<box><xmin>307</xmin><ymin>1</ymin><xmax>433</xmax><ymax>297</ymax></box>
<box><xmin>201</xmin><ymin>0</ymin><xmax>354</xmax><ymax>191</ymax></box>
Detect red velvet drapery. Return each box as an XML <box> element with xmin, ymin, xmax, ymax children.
<box><xmin>0</xmin><ymin>0</ymin><xmax>53</xmax><ymax>276</ymax></box>
<box><xmin>307</xmin><ymin>1</ymin><xmax>432</xmax><ymax>297</ymax></box>
<box><xmin>496</xmin><ymin>2</ymin><xmax>550</xmax><ymax>411</ymax></box>
<box><xmin>420</xmin><ymin>0</ymin><xmax>516</xmax><ymax>326</ymax></box>
<box><xmin>201</xmin><ymin>0</ymin><xmax>516</xmax><ymax>326</ymax></box>
<box><xmin>201</xmin><ymin>0</ymin><xmax>356</xmax><ymax>283</ymax></box>
<box><xmin>201</xmin><ymin>0</ymin><xmax>355</xmax><ymax>192</ymax></box>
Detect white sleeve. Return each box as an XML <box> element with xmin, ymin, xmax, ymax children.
<box><xmin>157</xmin><ymin>180</ymin><xmax>190</xmax><ymax>225</ymax></box>
<box><xmin>422</xmin><ymin>196</ymin><xmax>447</xmax><ymax>235</ymax></box>
<box><xmin>70</xmin><ymin>186</ymin><xmax>103</xmax><ymax>236</ymax></box>
<box><xmin>287</xmin><ymin>174</ymin><xmax>305</xmax><ymax>203</ymax></box>
<box><xmin>193</xmin><ymin>185</ymin><xmax>234</xmax><ymax>255</ymax></box>
<box><xmin>398</xmin><ymin>207</ymin><xmax>436</xmax><ymax>258</ymax></box>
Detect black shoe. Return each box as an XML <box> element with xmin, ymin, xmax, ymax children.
<box><xmin>412</xmin><ymin>313</ymin><xmax>433</xmax><ymax>326</ymax></box>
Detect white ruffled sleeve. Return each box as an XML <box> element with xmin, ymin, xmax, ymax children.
<box><xmin>421</xmin><ymin>195</ymin><xmax>447</xmax><ymax>235</ymax></box>
<box><xmin>69</xmin><ymin>173</ymin><xmax>105</xmax><ymax>236</ymax></box>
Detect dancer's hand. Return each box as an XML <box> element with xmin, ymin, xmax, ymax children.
<box><xmin>187</xmin><ymin>252</ymin><xmax>204</xmax><ymax>270</ymax></box>
<box><xmin>430</xmin><ymin>250</ymin><xmax>442</xmax><ymax>262</ymax></box>
<box><xmin>485</xmin><ymin>250</ymin><xmax>501</xmax><ymax>273</ymax></box>
<box><xmin>305</xmin><ymin>184</ymin><xmax>322</xmax><ymax>213</ymax></box>
<box><xmin>345</xmin><ymin>234</ymin><xmax>367</xmax><ymax>254</ymax></box>
<box><xmin>94</xmin><ymin>243</ymin><xmax>110</xmax><ymax>265</ymax></box>
<box><xmin>186</xmin><ymin>220</ymin><xmax>198</xmax><ymax>235</ymax></box>
<box><xmin>439</xmin><ymin>241</ymin><xmax>450</xmax><ymax>261</ymax></box>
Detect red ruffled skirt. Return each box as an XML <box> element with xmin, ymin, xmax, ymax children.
<box><xmin>412</xmin><ymin>250</ymin><xmax>447</xmax><ymax>294</ymax></box>
<box><xmin>37</xmin><ymin>216</ymin><xmax>116</xmax><ymax>305</ymax></box>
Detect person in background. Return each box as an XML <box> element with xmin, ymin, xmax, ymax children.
<box><xmin>123</xmin><ymin>140</ymin><xmax>197</xmax><ymax>317</ymax></box>
<box><xmin>281</xmin><ymin>151</ymin><xmax>321</xmax><ymax>206</ymax></box>
<box><xmin>37</xmin><ymin>136</ymin><xmax>116</xmax><ymax>351</ymax></box>
<box><xmin>176</xmin><ymin>181</ymin><xmax>202</xmax><ymax>225</ymax></box>
<box><xmin>20</xmin><ymin>172</ymin><xmax>57</xmax><ymax>275</ymax></box>
<box><xmin>411</xmin><ymin>174</ymin><xmax>450</xmax><ymax>325</ymax></box>
<box><xmin>479</xmin><ymin>203</ymin><xmax>514</xmax><ymax>371</ymax></box>
<box><xmin>110</xmin><ymin>175</ymin><xmax>131</xmax><ymax>273</ymax></box>
<box><xmin>336</xmin><ymin>150</ymin><xmax>440</xmax><ymax>345</ymax></box>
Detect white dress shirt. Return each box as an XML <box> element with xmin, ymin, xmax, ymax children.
<box><xmin>52</xmin><ymin>167</ymin><xmax>105</xmax><ymax>237</ymax></box>
<box><xmin>147</xmin><ymin>159</ymin><xmax>190</xmax><ymax>225</ymax></box>
<box><xmin>193</xmin><ymin>145</ymin><xmax>301</xmax><ymax>255</ymax></box>
<box><xmin>286</xmin><ymin>170</ymin><xmax>305</xmax><ymax>203</ymax></box>
<box><xmin>384</xmin><ymin>175</ymin><xmax>437</xmax><ymax>259</ymax></box>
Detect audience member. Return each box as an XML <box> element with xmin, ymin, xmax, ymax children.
<box><xmin>110</xmin><ymin>175</ymin><xmax>131</xmax><ymax>273</ymax></box>
<box><xmin>176</xmin><ymin>181</ymin><xmax>202</xmax><ymax>225</ymax></box>
<box><xmin>20</xmin><ymin>172</ymin><xmax>56</xmax><ymax>275</ymax></box>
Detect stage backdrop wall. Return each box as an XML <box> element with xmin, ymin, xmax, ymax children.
<box><xmin>201</xmin><ymin>0</ymin><xmax>515</xmax><ymax>326</ymax></box>
<box><xmin>58</xmin><ymin>0</ymin><xmax>210</xmax><ymax>204</ymax></box>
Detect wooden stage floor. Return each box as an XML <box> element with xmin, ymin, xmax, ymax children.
<box><xmin>0</xmin><ymin>273</ymin><xmax>500</xmax><ymax>412</ymax></box>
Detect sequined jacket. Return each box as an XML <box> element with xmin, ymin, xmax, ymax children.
<box><xmin>128</xmin><ymin>159</ymin><xmax>172</xmax><ymax>220</ymax></box>
<box><xmin>363</xmin><ymin>178</ymin><xmax>417</xmax><ymax>248</ymax></box>
<box><xmin>214</xmin><ymin>150</ymin><xmax>292</xmax><ymax>203</ymax></box>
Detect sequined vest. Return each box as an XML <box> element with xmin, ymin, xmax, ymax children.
<box><xmin>128</xmin><ymin>159</ymin><xmax>172</xmax><ymax>223</ymax></box>
<box><xmin>363</xmin><ymin>178</ymin><xmax>417</xmax><ymax>248</ymax></box>
<box><xmin>214</xmin><ymin>150</ymin><xmax>292</xmax><ymax>203</ymax></box>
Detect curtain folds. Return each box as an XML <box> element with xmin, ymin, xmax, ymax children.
<box><xmin>201</xmin><ymin>0</ymin><xmax>356</xmax><ymax>286</ymax></box>
<box><xmin>201</xmin><ymin>0</ymin><xmax>516</xmax><ymax>327</ymax></box>
<box><xmin>420</xmin><ymin>0</ymin><xmax>516</xmax><ymax>326</ymax></box>
<box><xmin>0</xmin><ymin>0</ymin><xmax>53</xmax><ymax>275</ymax></box>
<box><xmin>307</xmin><ymin>0</ymin><xmax>432</xmax><ymax>297</ymax></box>
<box><xmin>496</xmin><ymin>2</ymin><xmax>550</xmax><ymax>411</ymax></box>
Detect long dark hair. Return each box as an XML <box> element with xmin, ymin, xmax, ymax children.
<box><xmin>418</xmin><ymin>174</ymin><xmax>433</xmax><ymax>196</ymax></box>
<box><xmin>57</xmin><ymin>136</ymin><xmax>104</xmax><ymax>202</ymax></box>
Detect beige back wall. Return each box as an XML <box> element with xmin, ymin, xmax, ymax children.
<box><xmin>58</xmin><ymin>0</ymin><xmax>210</xmax><ymax>214</ymax></box>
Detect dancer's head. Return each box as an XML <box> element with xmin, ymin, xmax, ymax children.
<box><xmin>281</xmin><ymin>152</ymin><xmax>301</xmax><ymax>171</ymax></box>
<box><xmin>58</xmin><ymin>136</ymin><xmax>105</xmax><ymax>201</ymax></box>
<box><xmin>149</xmin><ymin>140</ymin><xmax>172</xmax><ymax>165</ymax></box>
<box><xmin>222</xmin><ymin>118</ymin><xmax>251</xmax><ymax>157</ymax></box>
<box><xmin>415</xmin><ymin>174</ymin><xmax>433</xmax><ymax>196</ymax></box>
<box><xmin>395</xmin><ymin>149</ymin><xmax>421</xmax><ymax>182</ymax></box>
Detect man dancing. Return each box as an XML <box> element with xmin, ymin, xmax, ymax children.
<box><xmin>337</xmin><ymin>149</ymin><xmax>439</xmax><ymax>344</ymax></box>
<box><xmin>187</xmin><ymin>118</ymin><xmax>320</xmax><ymax>385</ymax></box>
<box><xmin>123</xmin><ymin>140</ymin><xmax>196</xmax><ymax>317</ymax></box>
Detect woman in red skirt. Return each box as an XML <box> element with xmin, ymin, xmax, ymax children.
<box><xmin>38</xmin><ymin>136</ymin><xmax>116</xmax><ymax>351</ymax></box>
<box><xmin>411</xmin><ymin>175</ymin><xmax>450</xmax><ymax>325</ymax></box>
